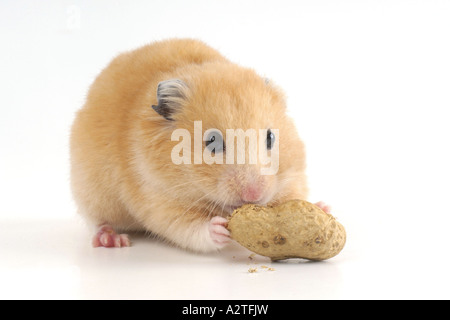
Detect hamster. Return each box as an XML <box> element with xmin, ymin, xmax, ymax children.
<box><xmin>70</xmin><ymin>38</ymin><xmax>318</xmax><ymax>253</ymax></box>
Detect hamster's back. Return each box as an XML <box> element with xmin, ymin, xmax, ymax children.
<box><xmin>85</xmin><ymin>39</ymin><xmax>227</xmax><ymax>113</ymax></box>
<box><xmin>70</xmin><ymin>39</ymin><xmax>227</xmax><ymax>228</ymax></box>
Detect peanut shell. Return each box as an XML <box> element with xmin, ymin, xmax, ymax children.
<box><xmin>227</xmin><ymin>199</ymin><xmax>346</xmax><ymax>261</ymax></box>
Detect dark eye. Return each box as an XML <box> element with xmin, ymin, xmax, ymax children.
<box><xmin>266</xmin><ymin>129</ymin><xmax>275</xmax><ymax>150</ymax></box>
<box><xmin>205</xmin><ymin>130</ymin><xmax>225</xmax><ymax>154</ymax></box>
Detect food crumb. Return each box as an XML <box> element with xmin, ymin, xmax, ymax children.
<box><xmin>248</xmin><ymin>267</ymin><xmax>258</xmax><ymax>273</ymax></box>
<box><xmin>248</xmin><ymin>253</ymin><xmax>256</xmax><ymax>260</ymax></box>
<box><xmin>260</xmin><ymin>265</ymin><xmax>275</xmax><ymax>271</ymax></box>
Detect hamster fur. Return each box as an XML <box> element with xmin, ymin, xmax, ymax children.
<box><xmin>70</xmin><ymin>39</ymin><xmax>308</xmax><ymax>252</ymax></box>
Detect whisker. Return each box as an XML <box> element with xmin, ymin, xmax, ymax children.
<box><xmin>168</xmin><ymin>189</ymin><xmax>216</xmax><ymax>228</ymax></box>
<box><xmin>155</xmin><ymin>178</ymin><xmax>209</xmax><ymax>198</ymax></box>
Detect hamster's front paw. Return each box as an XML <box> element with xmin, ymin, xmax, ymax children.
<box><xmin>314</xmin><ymin>201</ymin><xmax>332</xmax><ymax>214</ymax></box>
<box><xmin>208</xmin><ymin>216</ymin><xmax>231</xmax><ymax>248</ymax></box>
<box><xmin>92</xmin><ymin>224</ymin><xmax>131</xmax><ymax>248</ymax></box>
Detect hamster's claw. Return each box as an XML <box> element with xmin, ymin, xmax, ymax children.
<box><xmin>314</xmin><ymin>201</ymin><xmax>332</xmax><ymax>214</ymax></box>
<box><xmin>92</xmin><ymin>224</ymin><xmax>131</xmax><ymax>248</ymax></box>
<box><xmin>208</xmin><ymin>216</ymin><xmax>231</xmax><ymax>247</ymax></box>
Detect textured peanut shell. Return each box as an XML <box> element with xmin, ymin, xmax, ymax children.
<box><xmin>227</xmin><ymin>200</ymin><xmax>346</xmax><ymax>261</ymax></box>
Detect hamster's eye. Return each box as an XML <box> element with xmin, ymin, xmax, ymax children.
<box><xmin>266</xmin><ymin>129</ymin><xmax>275</xmax><ymax>150</ymax></box>
<box><xmin>205</xmin><ymin>130</ymin><xmax>225</xmax><ymax>154</ymax></box>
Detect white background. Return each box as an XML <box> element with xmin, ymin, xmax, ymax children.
<box><xmin>1</xmin><ymin>0</ymin><xmax>449</xmax><ymax>300</ymax></box>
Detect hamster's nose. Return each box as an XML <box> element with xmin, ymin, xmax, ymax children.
<box><xmin>240</xmin><ymin>185</ymin><xmax>263</xmax><ymax>203</ymax></box>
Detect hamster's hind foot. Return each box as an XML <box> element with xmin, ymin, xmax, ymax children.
<box><xmin>92</xmin><ymin>224</ymin><xmax>131</xmax><ymax>248</ymax></box>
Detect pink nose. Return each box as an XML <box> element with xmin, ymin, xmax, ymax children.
<box><xmin>241</xmin><ymin>185</ymin><xmax>263</xmax><ymax>203</ymax></box>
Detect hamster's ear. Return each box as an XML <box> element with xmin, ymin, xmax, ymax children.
<box><xmin>152</xmin><ymin>79</ymin><xmax>188</xmax><ymax>121</ymax></box>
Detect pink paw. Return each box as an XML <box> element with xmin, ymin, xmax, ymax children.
<box><xmin>208</xmin><ymin>216</ymin><xmax>231</xmax><ymax>247</ymax></box>
<box><xmin>92</xmin><ymin>224</ymin><xmax>131</xmax><ymax>248</ymax></box>
<box><xmin>315</xmin><ymin>201</ymin><xmax>332</xmax><ymax>214</ymax></box>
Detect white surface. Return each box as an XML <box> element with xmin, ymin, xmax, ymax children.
<box><xmin>1</xmin><ymin>0</ymin><xmax>450</xmax><ymax>299</ymax></box>
<box><xmin>0</xmin><ymin>217</ymin><xmax>447</xmax><ymax>300</ymax></box>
